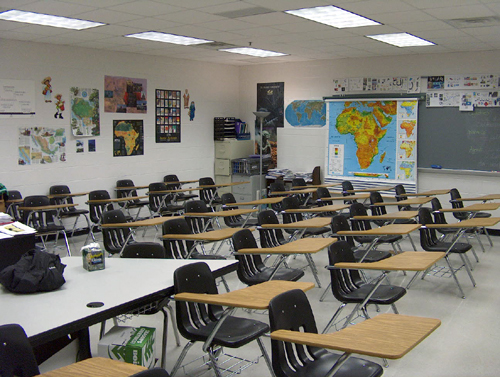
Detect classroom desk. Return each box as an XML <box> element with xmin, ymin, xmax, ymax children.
<box><xmin>162</xmin><ymin>227</ymin><xmax>250</xmax><ymax>258</ymax></box>
<box><xmin>438</xmin><ymin>202</ymin><xmax>500</xmax><ymax>215</ymax></box>
<box><xmin>282</xmin><ymin>204</ymin><xmax>349</xmax><ymax>214</ymax></box>
<box><xmin>292</xmin><ymin>183</ymin><xmax>342</xmax><ymax>189</ymax></box>
<box><xmin>184</xmin><ymin>208</ymin><xmax>257</xmax><ymax>230</ymax></box>
<box><xmin>271</xmin><ymin>313</ymin><xmax>440</xmax><ymax>377</ymax></box>
<box><xmin>0</xmin><ymin>233</ymin><xmax>35</xmax><ymax>271</ymax></box>
<box><xmin>373</xmin><ymin>196</ymin><xmax>433</xmax><ymax>208</ymax></box>
<box><xmin>269</xmin><ymin>188</ymin><xmax>317</xmax><ymax>196</ymax></box>
<box><xmin>115</xmin><ymin>185</ymin><xmax>148</xmax><ymax>191</ymax></box>
<box><xmin>86</xmin><ymin>196</ymin><xmax>149</xmax><ymax>205</ymax></box>
<box><xmin>224</xmin><ymin>197</ymin><xmax>284</xmax><ymax>208</ymax></box>
<box><xmin>38</xmin><ymin>357</ymin><xmax>146</xmax><ymax>377</ymax></box>
<box><xmin>47</xmin><ymin>192</ymin><xmax>90</xmax><ymax>199</ymax></box>
<box><xmin>236</xmin><ymin>237</ymin><xmax>336</xmax><ymax>287</ymax></box>
<box><xmin>451</xmin><ymin>194</ymin><xmax>500</xmax><ymax>202</ymax></box>
<box><xmin>260</xmin><ymin>216</ymin><xmax>332</xmax><ymax>239</ymax></box>
<box><xmin>344</xmin><ymin>185</ymin><xmax>395</xmax><ymax>193</ymax></box>
<box><xmin>398</xmin><ymin>189</ymin><xmax>451</xmax><ymax>197</ymax></box>
<box><xmin>318</xmin><ymin>193</ymin><xmax>370</xmax><ymax>202</ymax></box>
<box><xmin>0</xmin><ymin>257</ymin><xmax>237</xmax><ymax>361</ymax></box>
<box><xmin>198</xmin><ymin>181</ymin><xmax>249</xmax><ymax>189</ymax></box>
<box><xmin>337</xmin><ymin>223</ymin><xmax>421</xmax><ymax>262</ymax></box>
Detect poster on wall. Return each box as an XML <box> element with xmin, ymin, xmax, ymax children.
<box><xmin>18</xmin><ymin>127</ymin><xmax>66</xmax><ymax>165</ymax></box>
<box><xmin>70</xmin><ymin>87</ymin><xmax>100</xmax><ymax>136</ymax></box>
<box><xmin>104</xmin><ymin>75</ymin><xmax>147</xmax><ymax>113</ymax></box>
<box><xmin>285</xmin><ymin>100</ymin><xmax>326</xmax><ymax>128</ymax></box>
<box><xmin>113</xmin><ymin>120</ymin><xmax>144</xmax><ymax>157</ymax></box>
<box><xmin>155</xmin><ymin>89</ymin><xmax>181</xmax><ymax>143</ymax></box>
<box><xmin>257</xmin><ymin>82</ymin><xmax>284</xmax><ymax>128</ymax></box>
<box><xmin>326</xmin><ymin>99</ymin><xmax>418</xmax><ymax>184</ymax></box>
<box><xmin>0</xmin><ymin>79</ymin><xmax>35</xmax><ymax>117</ymax></box>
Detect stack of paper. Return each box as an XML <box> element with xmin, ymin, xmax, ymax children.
<box><xmin>0</xmin><ymin>221</ymin><xmax>36</xmax><ymax>237</ymax></box>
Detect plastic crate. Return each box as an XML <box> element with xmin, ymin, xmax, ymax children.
<box><xmin>232</xmin><ymin>157</ymin><xmax>272</xmax><ymax>175</ymax></box>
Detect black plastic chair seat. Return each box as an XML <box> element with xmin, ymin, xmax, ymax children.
<box><xmin>240</xmin><ymin>267</ymin><xmax>304</xmax><ymax>286</ymax></box>
<box><xmin>36</xmin><ymin>224</ymin><xmax>66</xmax><ymax>233</ymax></box>
<box><xmin>302</xmin><ymin>227</ymin><xmax>331</xmax><ymax>237</ymax></box>
<box><xmin>354</xmin><ymin>234</ymin><xmax>402</xmax><ymax>244</ymax></box>
<box><xmin>224</xmin><ymin>217</ymin><xmax>259</xmax><ymax>228</ymax></box>
<box><xmin>183</xmin><ymin>315</ymin><xmax>269</xmax><ymax>347</ymax></box>
<box><xmin>190</xmin><ymin>252</ymin><xmax>226</xmax><ymax>260</ymax></box>
<box><xmin>58</xmin><ymin>208</ymin><xmax>89</xmax><ymax>217</ymax></box>
<box><xmin>126</xmin><ymin>199</ymin><xmax>149</xmax><ymax>208</ymax></box>
<box><xmin>423</xmin><ymin>241</ymin><xmax>471</xmax><ymax>254</ymax></box>
<box><xmin>353</xmin><ymin>249</ymin><xmax>392</xmax><ymax>263</ymax></box>
<box><xmin>340</xmin><ymin>284</ymin><xmax>407</xmax><ymax>304</ymax></box>
<box><xmin>300</xmin><ymin>350</ymin><xmax>383</xmax><ymax>377</ymax></box>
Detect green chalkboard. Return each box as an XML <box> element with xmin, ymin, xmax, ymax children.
<box><xmin>417</xmin><ymin>102</ymin><xmax>500</xmax><ymax>171</ymax></box>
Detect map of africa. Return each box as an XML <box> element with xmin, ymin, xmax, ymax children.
<box><xmin>70</xmin><ymin>87</ymin><xmax>100</xmax><ymax>136</ymax></box>
<box><xmin>328</xmin><ymin>99</ymin><xmax>418</xmax><ymax>182</ymax></box>
<box><xmin>285</xmin><ymin>100</ymin><xmax>326</xmax><ymax>127</ymax></box>
<box><xmin>328</xmin><ymin>100</ymin><xmax>397</xmax><ymax>179</ymax></box>
<box><xmin>113</xmin><ymin>120</ymin><xmax>144</xmax><ymax>156</ymax></box>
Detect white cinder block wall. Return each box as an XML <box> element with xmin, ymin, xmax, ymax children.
<box><xmin>0</xmin><ymin>39</ymin><xmax>240</xmax><ymax>200</ymax></box>
<box><xmin>238</xmin><ymin>50</ymin><xmax>500</xmax><ymax>227</ymax></box>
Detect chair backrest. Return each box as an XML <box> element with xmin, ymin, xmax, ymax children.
<box><xmin>173</xmin><ymin>262</ymin><xmax>223</xmax><ymax>338</ymax></box>
<box><xmin>327</xmin><ymin>241</ymin><xmax>364</xmax><ymax>302</ymax></box>
<box><xmin>257</xmin><ymin>210</ymin><xmax>286</xmax><ymax>248</ymax></box>
<box><xmin>430</xmin><ymin>197</ymin><xmax>448</xmax><ymax>225</ymax></box>
<box><xmin>220</xmin><ymin>193</ymin><xmax>244</xmax><ymax>227</ymax></box>
<box><xmin>0</xmin><ymin>324</ymin><xmax>40</xmax><ymax>377</ymax></box>
<box><xmin>88</xmin><ymin>190</ymin><xmax>112</xmax><ymax>224</ymax></box>
<box><xmin>116</xmin><ymin>179</ymin><xmax>140</xmax><ymax>206</ymax></box>
<box><xmin>330</xmin><ymin>215</ymin><xmax>356</xmax><ymax>248</ymax></box>
<box><xmin>22</xmin><ymin>195</ymin><xmax>56</xmax><ymax>228</ymax></box>
<box><xmin>164</xmin><ymin>174</ymin><xmax>181</xmax><ymax>190</ymax></box>
<box><xmin>198</xmin><ymin>177</ymin><xmax>218</xmax><ymax>205</ymax></box>
<box><xmin>231</xmin><ymin>229</ymin><xmax>266</xmax><ymax>285</ymax></box>
<box><xmin>341</xmin><ymin>180</ymin><xmax>354</xmax><ymax>195</ymax></box>
<box><xmin>418</xmin><ymin>207</ymin><xmax>440</xmax><ymax>249</ymax></box>
<box><xmin>184</xmin><ymin>200</ymin><xmax>212</xmax><ymax>233</ymax></box>
<box><xmin>121</xmin><ymin>243</ymin><xmax>166</xmax><ymax>258</ymax></box>
<box><xmin>394</xmin><ymin>184</ymin><xmax>411</xmax><ymax>210</ymax></box>
<box><xmin>291</xmin><ymin>178</ymin><xmax>307</xmax><ymax>187</ymax></box>
<box><xmin>148</xmin><ymin>182</ymin><xmax>170</xmax><ymax>213</ymax></box>
<box><xmin>281</xmin><ymin>196</ymin><xmax>303</xmax><ymax>224</ymax></box>
<box><xmin>349</xmin><ymin>203</ymin><xmax>372</xmax><ymax>231</ymax></box>
<box><xmin>316</xmin><ymin>187</ymin><xmax>331</xmax><ymax>199</ymax></box>
<box><xmin>162</xmin><ymin>218</ymin><xmax>196</xmax><ymax>259</ymax></box>
<box><xmin>369</xmin><ymin>191</ymin><xmax>387</xmax><ymax>216</ymax></box>
<box><xmin>268</xmin><ymin>289</ymin><xmax>323</xmax><ymax>376</ymax></box>
<box><xmin>220</xmin><ymin>192</ymin><xmax>237</xmax><ymax>206</ymax></box>
<box><xmin>449</xmin><ymin>188</ymin><xmax>468</xmax><ymax>220</ymax></box>
<box><xmin>49</xmin><ymin>185</ymin><xmax>79</xmax><ymax>215</ymax></box>
<box><xmin>101</xmin><ymin>209</ymin><xmax>131</xmax><ymax>255</ymax></box>
<box><xmin>6</xmin><ymin>190</ymin><xmax>23</xmax><ymax>221</ymax></box>
<box><xmin>269</xmin><ymin>180</ymin><xmax>286</xmax><ymax>193</ymax></box>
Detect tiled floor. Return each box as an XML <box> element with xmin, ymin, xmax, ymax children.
<box><xmin>38</xmin><ymin>225</ymin><xmax>500</xmax><ymax>376</ymax></box>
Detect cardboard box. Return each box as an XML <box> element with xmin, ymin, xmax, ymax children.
<box><xmin>98</xmin><ymin>326</ymin><xmax>156</xmax><ymax>368</ymax></box>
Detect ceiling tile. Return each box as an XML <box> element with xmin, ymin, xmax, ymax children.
<box><xmin>14</xmin><ymin>0</ymin><xmax>97</xmax><ymax>16</ymax></box>
<box><xmin>106</xmin><ymin>1</ymin><xmax>184</xmax><ymax>16</ymax></box>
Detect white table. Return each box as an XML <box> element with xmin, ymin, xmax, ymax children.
<box><xmin>0</xmin><ymin>257</ymin><xmax>237</xmax><ymax>359</ymax></box>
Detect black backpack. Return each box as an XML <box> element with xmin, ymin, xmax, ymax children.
<box><xmin>0</xmin><ymin>249</ymin><xmax>66</xmax><ymax>293</ymax></box>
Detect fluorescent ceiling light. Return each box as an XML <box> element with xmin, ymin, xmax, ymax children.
<box><xmin>219</xmin><ymin>47</ymin><xmax>288</xmax><ymax>57</ymax></box>
<box><xmin>0</xmin><ymin>9</ymin><xmax>105</xmax><ymax>30</ymax></box>
<box><xmin>285</xmin><ymin>5</ymin><xmax>381</xmax><ymax>29</ymax></box>
<box><xmin>125</xmin><ymin>31</ymin><xmax>212</xmax><ymax>45</ymax></box>
<box><xmin>366</xmin><ymin>32</ymin><xmax>435</xmax><ymax>47</ymax></box>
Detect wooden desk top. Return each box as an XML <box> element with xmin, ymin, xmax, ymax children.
<box><xmin>237</xmin><ymin>237</ymin><xmax>336</xmax><ymax>255</ymax></box>
<box><xmin>47</xmin><ymin>191</ymin><xmax>89</xmax><ymax>199</ymax></box>
<box><xmin>438</xmin><ymin>203</ymin><xmax>500</xmax><ymax>212</ymax></box>
<box><xmin>345</xmin><ymin>185</ymin><xmax>395</xmax><ymax>193</ymax></box>
<box><xmin>101</xmin><ymin>216</ymin><xmax>182</xmax><ymax>228</ymax></box>
<box><xmin>271</xmin><ymin>313</ymin><xmax>441</xmax><ymax>360</ymax></box>
<box><xmin>283</xmin><ymin>204</ymin><xmax>349</xmax><ymax>213</ymax></box>
<box><xmin>86</xmin><ymin>195</ymin><xmax>148</xmax><ymax>204</ymax></box>
<box><xmin>338</xmin><ymin>223</ymin><xmax>421</xmax><ymax>236</ymax></box>
<box><xmin>375</xmin><ymin>197</ymin><xmax>433</xmax><ymax>206</ymax></box>
<box><xmin>38</xmin><ymin>357</ymin><xmax>146</xmax><ymax>377</ymax></box>
<box><xmin>293</xmin><ymin>183</ymin><xmax>342</xmax><ymax>189</ymax></box>
<box><xmin>425</xmin><ymin>217</ymin><xmax>500</xmax><ymax>229</ymax></box>
<box><xmin>353</xmin><ymin>210</ymin><xmax>419</xmax><ymax>220</ymax></box>
<box><xmin>225</xmin><ymin>197</ymin><xmax>284</xmax><ymax>207</ymax></box>
<box><xmin>5</xmin><ymin>198</ymin><xmax>24</xmax><ymax>204</ymax></box>
<box><xmin>148</xmin><ymin>187</ymin><xmax>201</xmax><ymax>194</ymax></box>
<box><xmin>399</xmin><ymin>189</ymin><xmax>451</xmax><ymax>197</ymax></box>
<box><xmin>174</xmin><ymin>179</ymin><xmax>199</xmax><ymax>184</ymax></box>
<box><xmin>335</xmin><ymin>251</ymin><xmax>445</xmax><ymax>271</ymax></box>
<box><xmin>175</xmin><ymin>280</ymin><xmax>315</xmax><ymax>310</ymax></box>
<box><xmin>452</xmin><ymin>194</ymin><xmax>500</xmax><ymax>202</ymax></box>
<box><xmin>184</xmin><ymin>208</ymin><xmax>257</xmax><ymax>217</ymax></box>
<box><xmin>270</xmin><ymin>188</ymin><xmax>317</xmax><ymax>195</ymax></box>
<box><xmin>162</xmin><ymin>227</ymin><xmax>252</xmax><ymax>241</ymax></box>
<box><xmin>198</xmin><ymin>181</ymin><xmax>249</xmax><ymax>188</ymax></box>
<box><xmin>319</xmin><ymin>193</ymin><xmax>370</xmax><ymax>201</ymax></box>
<box><xmin>19</xmin><ymin>203</ymin><xmax>78</xmax><ymax>211</ymax></box>
<box><xmin>260</xmin><ymin>217</ymin><xmax>331</xmax><ymax>229</ymax></box>
<box><xmin>115</xmin><ymin>185</ymin><xmax>148</xmax><ymax>190</ymax></box>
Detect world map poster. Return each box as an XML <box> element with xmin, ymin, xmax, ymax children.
<box><xmin>113</xmin><ymin>120</ymin><xmax>144</xmax><ymax>157</ymax></box>
<box><xmin>327</xmin><ymin>99</ymin><xmax>418</xmax><ymax>183</ymax></box>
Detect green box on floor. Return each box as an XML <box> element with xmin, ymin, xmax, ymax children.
<box><xmin>98</xmin><ymin>326</ymin><xmax>156</xmax><ymax>368</ymax></box>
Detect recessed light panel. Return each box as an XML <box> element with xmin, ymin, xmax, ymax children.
<box><xmin>366</xmin><ymin>33</ymin><xmax>435</xmax><ymax>47</ymax></box>
<box><xmin>125</xmin><ymin>31</ymin><xmax>212</xmax><ymax>46</ymax></box>
<box><xmin>285</xmin><ymin>5</ymin><xmax>381</xmax><ymax>29</ymax></box>
<box><xmin>219</xmin><ymin>47</ymin><xmax>288</xmax><ymax>57</ymax></box>
<box><xmin>0</xmin><ymin>9</ymin><xmax>105</xmax><ymax>30</ymax></box>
